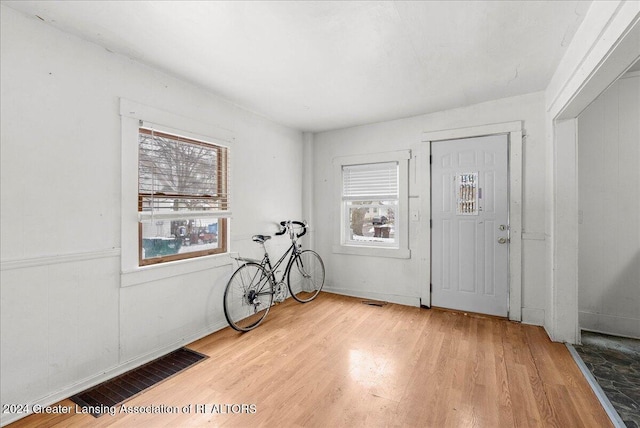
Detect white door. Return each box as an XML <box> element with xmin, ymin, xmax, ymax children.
<box><xmin>431</xmin><ymin>135</ymin><xmax>509</xmax><ymax>316</ymax></box>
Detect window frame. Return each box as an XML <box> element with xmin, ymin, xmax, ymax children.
<box><xmin>341</xmin><ymin>161</ymin><xmax>400</xmax><ymax>248</ymax></box>
<box><xmin>120</xmin><ymin>99</ymin><xmax>233</xmax><ymax>288</ymax></box>
<box><xmin>333</xmin><ymin>150</ymin><xmax>411</xmax><ymax>259</ymax></box>
<box><xmin>137</xmin><ymin>127</ymin><xmax>229</xmax><ymax>266</ymax></box>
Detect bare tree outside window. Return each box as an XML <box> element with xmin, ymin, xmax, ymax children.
<box><xmin>138</xmin><ymin>128</ymin><xmax>229</xmax><ymax>265</ymax></box>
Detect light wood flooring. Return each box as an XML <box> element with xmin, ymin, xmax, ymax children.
<box><xmin>9</xmin><ymin>292</ymin><xmax>611</xmax><ymax>427</ymax></box>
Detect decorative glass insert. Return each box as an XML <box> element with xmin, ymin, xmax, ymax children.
<box><xmin>456</xmin><ymin>172</ymin><xmax>478</xmax><ymax>215</ymax></box>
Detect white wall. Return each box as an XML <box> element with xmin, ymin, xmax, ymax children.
<box><xmin>312</xmin><ymin>91</ymin><xmax>547</xmax><ymax>323</ymax></box>
<box><xmin>0</xmin><ymin>6</ymin><xmax>302</xmax><ymax>425</ymax></box>
<box><xmin>578</xmin><ymin>71</ymin><xmax>640</xmax><ymax>338</ymax></box>
<box><xmin>544</xmin><ymin>1</ymin><xmax>639</xmax><ymax>343</ymax></box>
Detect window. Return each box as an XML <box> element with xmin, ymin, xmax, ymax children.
<box><xmin>333</xmin><ymin>150</ymin><xmax>410</xmax><ymax>259</ymax></box>
<box><xmin>138</xmin><ymin>127</ymin><xmax>229</xmax><ymax>265</ymax></box>
<box><xmin>342</xmin><ymin>162</ymin><xmax>399</xmax><ymax>247</ymax></box>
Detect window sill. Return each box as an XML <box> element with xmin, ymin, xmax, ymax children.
<box><xmin>121</xmin><ymin>252</ymin><xmax>232</xmax><ymax>287</ymax></box>
<box><xmin>332</xmin><ymin>245</ymin><xmax>411</xmax><ymax>259</ymax></box>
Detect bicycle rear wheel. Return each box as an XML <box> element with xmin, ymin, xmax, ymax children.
<box><xmin>224</xmin><ymin>262</ymin><xmax>273</xmax><ymax>331</ymax></box>
<box><xmin>287</xmin><ymin>250</ymin><xmax>325</xmax><ymax>303</ymax></box>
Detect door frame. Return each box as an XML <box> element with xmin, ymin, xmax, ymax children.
<box><xmin>547</xmin><ymin>7</ymin><xmax>639</xmax><ymax>344</ymax></box>
<box><xmin>415</xmin><ymin>121</ymin><xmax>523</xmax><ymax>321</ymax></box>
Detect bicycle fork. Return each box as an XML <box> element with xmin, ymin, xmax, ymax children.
<box><xmin>294</xmin><ymin>257</ymin><xmax>312</xmax><ymax>279</ymax></box>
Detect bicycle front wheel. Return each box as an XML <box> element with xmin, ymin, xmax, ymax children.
<box><xmin>287</xmin><ymin>250</ymin><xmax>325</xmax><ymax>303</ymax></box>
<box><xmin>224</xmin><ymin>263</ymin><xmax>274</xmax><ymax>331</ymax></box>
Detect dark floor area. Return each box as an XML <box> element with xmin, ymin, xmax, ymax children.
<box><xmin>574</xmin><ymin>331</ymin><xmax>640</xmax><ymax>428</ymax></box>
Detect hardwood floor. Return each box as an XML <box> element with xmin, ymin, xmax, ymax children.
<box><xmin>9</xmin><ymin>293</ymin><xmax>611</xmax><ymax>427</ymax></box>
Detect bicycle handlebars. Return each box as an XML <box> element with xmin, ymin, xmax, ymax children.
<box><xmin>275</xmin><ymin>220</ymin><xmax>307</xmax><ymax>238</ymax></box>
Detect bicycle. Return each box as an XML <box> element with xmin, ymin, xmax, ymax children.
<box><xmin>223</xmin><ymin>220</ymin><xmax>325</xmax><ymax>332</ymax></box>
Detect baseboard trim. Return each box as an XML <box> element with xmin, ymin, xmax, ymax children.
<box><xmin>579</xmin><ymin>311</ymin><xmax>640</xmax><ymax>339</ymax></box>
<box><xmin>522</xmin><ymin>307</ymin><xmax>545</xmax><ymax>326</ymax></box>
<box><xmin>322</xmin><ymin>287</ymin><xmax>420</xmax><ymax>307</ymax></box>
<box><xmin>0</xmin><ymin>320</ymin><xmax>228</xmax><ymax>427</ymax></box>
<box><xmin>581</xmin><ymin>327</ymin><xmax>640</xmax><ymax>341</ymax></box>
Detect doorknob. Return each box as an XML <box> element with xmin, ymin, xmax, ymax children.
<box><xmin>498</xmin><ymin>237</ymin><xmax>508</xmax><ymax>244</ymax></box>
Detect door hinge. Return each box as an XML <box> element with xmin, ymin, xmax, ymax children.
<box><xmin>429</xmin><ymin>154</ymin><xmax>433</xmax><ymax>164</ymax></box>
<box><xmin>430</xmin><ymin>219</ymin><xmax>432</xmax><ymax>228</ymax></box>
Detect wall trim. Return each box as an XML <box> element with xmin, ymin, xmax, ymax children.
<box><xmin>580</xmin><ymin>327</ymin><xmax>640</xmax><ymax>341</ymax></box>
<box><xmin>522</xmin><ymin>232</ymin><xmax>546</xmax><ymax>241</ymax></box>
<box><xmin>546</xmin><ymin>1</ymin><xmax>629</xmax><ymax>117</ymax></box>
<box><xmin>0</xmin><ymin>319</ymin><xmax>228</xmax><ymax>427</ymax></box>
<box><xmin>420</xmin><ymin>121</ymin><xmax>522</xmax><ymax>142</ymax></box>
<box><xmin>0</xmin><ymin>249</ymin><xmax>121</xmax><ymax>271</ymax></box>
<box><xmin>546</xmin><ymin>8</ymin><xmax>639</xmax><ymax>344</ymax></box>
<box><xmin>622</xmin><ymin>70</ymin><xmax>640</xmax><ymax>79</ymax></box>
<box><xmin>322</xmin><ymin>287</ymin><xmax>420</xmax><ymax>308</ymax></box>
<box><xmin>522</xmin><ymin>308</ymin><xmax>545</xmax><ymax>326</ymax></box>
<box><xmin>579</xmin><ymin>312</ymin><xmax>640</xmax><ymax>340</ymax></box>
<box><xmin>120</xmin><ymin>253</ymin><xmax>233</xmax><ymax>287</ymax></box>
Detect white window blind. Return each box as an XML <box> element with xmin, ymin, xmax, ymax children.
<box><xmin>342</xmin><ymin>162</ymin><xmax>399</xmax><ymax>201</ymax></box>
<box><xmin>138</xmin><ymin>127</ymin><xmax>230</xmax><ymax>221</ymax></box>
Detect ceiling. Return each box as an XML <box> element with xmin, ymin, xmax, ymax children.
<box><xmin>3</xmin><ymin>1</ymin><xmax>591</xmax><ymax>132</ymax></box>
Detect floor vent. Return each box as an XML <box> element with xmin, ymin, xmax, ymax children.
<box><xmin>362</xmin><ymin>300</ymin><xmax>387</xmax><ymax>307</ymax></box>
<box><xmin>70</xmin><ymin>347</ymin><xmax>207</xmax><ymax>417</ymax></box>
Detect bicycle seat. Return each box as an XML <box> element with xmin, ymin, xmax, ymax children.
<box><xmin>252</xmin><ymin>235</ymin><xmax>271</xmax><ymax>243</ymax></box>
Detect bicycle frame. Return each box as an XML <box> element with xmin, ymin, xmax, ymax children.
<box><xmin>263</xmin><ymin>241</ymin><xmax>299</xmax><ymax>286</ymax></box>
<box><xmin>234</xmin><ymin>238</ymin><xmax>302</xmax><ymax>298</ymax></box>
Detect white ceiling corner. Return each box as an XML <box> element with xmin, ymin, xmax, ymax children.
<box><xmin>3</xmin><ymin>1</ymin><xmax>592</xmax><ymax>132</ymax></box>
